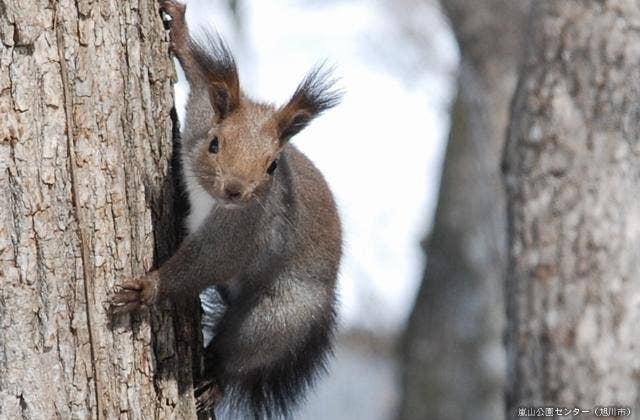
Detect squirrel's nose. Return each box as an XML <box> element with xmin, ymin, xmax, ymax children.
<box><xmin>224</xmin><ymin>182</ymin><xmax>243</xmax><ymax>201</ymax></box>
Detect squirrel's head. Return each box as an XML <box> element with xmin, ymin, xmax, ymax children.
<box><xmin>185</xmin><ymin>33</ymin><xmax>342</xmax><ymax>208</ymax></box>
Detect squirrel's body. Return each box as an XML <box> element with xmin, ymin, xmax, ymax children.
<box><xmin>175</xmin><ymin>141</ymin><xmax>340</xmax><ymax>418</ymax></box>
<box><xmin>112</xmin><ymin>2</ymin><xmax>343</xmax><ymax>418</ymax></box>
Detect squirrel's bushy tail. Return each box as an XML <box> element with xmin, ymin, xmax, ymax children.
<box><xmin>197</xmin><ymin>305</ymin><xmax>337</xmax><ymax>420</ymax></box>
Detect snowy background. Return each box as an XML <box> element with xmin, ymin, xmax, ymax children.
<box><xmin>172</xmin><ymin>0</ymin><xmax>458</xmax><ymax>418</ymax></box>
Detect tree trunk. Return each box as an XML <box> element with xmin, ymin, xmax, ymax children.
<box><xmin>0</xmin><ymin>1</ymin><xmax>199</xmax><ymax>418</ymax></box>
<box><xmin>398</xmin><ymin>1</ymin><xmax>529</xmax><ymax>420</ymax></box>
<box><xmin>504</xmin><ymin>1</ymin><xmax>640</xmax><ymax>419</ymax></box>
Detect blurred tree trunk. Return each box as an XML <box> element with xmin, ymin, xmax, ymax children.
<box><xmin>504</xmin><ymin>2</ymin><xmax>640</xmax><ymax>418</ymax></box>
<box><xmin>398</xmin><ymin>1</ymin><xmax>529</xmax><ymax>420</ymax></box>
<box><xmin>0</xmin><ymin>1</ymin><xmax>199</xmax><ymax>419</ymax></box>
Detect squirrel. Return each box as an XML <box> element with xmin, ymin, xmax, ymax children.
<box><xmin>111</xmin><ymin>1</ymin><xmax>343</xmax><ymax>418</ymax></box>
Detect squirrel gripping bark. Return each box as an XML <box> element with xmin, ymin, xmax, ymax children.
<box><xmin>112</xmin><ymin>1</ymin><xmax>343</xmax><ymax>418</ymax></box>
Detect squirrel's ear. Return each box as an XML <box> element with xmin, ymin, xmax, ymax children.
<box><xmin>190</xmin><ymin>32</ymin><xmax>240</xmax><ymax>120</ymax></box>
<box><xmin>277</xmin><ymin>63</ymin><xmax>342</xmax><ymax>143</ymax></box>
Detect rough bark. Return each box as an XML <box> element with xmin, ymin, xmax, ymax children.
<box><xmin>0</xmin><ymin>1</ymin><xmax>199</xmax><ymax>419</ymax></box>
<box><xmin>398</xmin><ymin>1</ymin><xmax>529</xmax><ymax>420</ymax></box>
<box><xmin>504</xmin><ymin>1</ymin><xmax>640</xmax><ymax>419</ymax></box>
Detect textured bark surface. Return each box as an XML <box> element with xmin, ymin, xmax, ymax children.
<box><xmin>0</xmin><ymin>1</ymin><xmax>198</xmax><ymax>418</ymax></box>
<box><xmin>504</xmin><ymin>1</ymin><xmax>640</xmax><ymax>419</ymax></box>
<box><xmin>398</xmin><ymin>1</ymin><xmax>529</xmax><ymax>420</ymax></box>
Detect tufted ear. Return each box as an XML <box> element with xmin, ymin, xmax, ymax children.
<box><xmin>190</xmin><ymin>32</ymin><xmax>240</xmax><ymax>121</ymax></box>
<box><xmin>276</xmin><ymin>63</ymin><xmax>343</xmax><ymax>143</ymax></box>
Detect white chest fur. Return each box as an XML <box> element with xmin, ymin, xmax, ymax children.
<box><xmin>183</xmin><ymin>158</ymin><xmax>217</xmax><ymax>234</ymax></box>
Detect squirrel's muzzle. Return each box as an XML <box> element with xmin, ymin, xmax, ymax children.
<box><xmin>222</xmin><ymin>179</ymin><xmax>246</xmax><ymax>203</ymax></box>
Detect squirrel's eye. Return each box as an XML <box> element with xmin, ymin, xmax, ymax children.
<box><xmin>267</xmin><ymin>160</ymin><xmax>278</xmax><ymax>175</ymax></box>
<box><xmin>209</xmin><ymin>137</ymin><xmax>219</xmax><ymax>154</ymax></box>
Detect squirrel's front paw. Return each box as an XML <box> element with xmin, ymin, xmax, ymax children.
<box><xmin>160</xmin><ymin>0</ymin><xmax>186</xmax><ymax>27</ymax></box>
<box><xmin>111</xmin><ymin>272</ymin><xmax>160</xmax><ymax>314</ymax></box>
<box><xmin>195</xmin><ymin>380</ymin><xmax>224</xmax><ymax>412</ymax></box>
<box><xmin>159</xmin><ymin>0</ymin><xmax>187</xmax><ymax>52</ymax></box>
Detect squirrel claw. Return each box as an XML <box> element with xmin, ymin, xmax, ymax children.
<box><xmin>159</xmin><ymin>0</ymin><xmax>186</xmax><ymax>23</ymax></box>
<box><xmin>111</xmin><ymin>301</ymin><xmax>142</xmax><ymax>314</ymax></box>
<box><xmin>118</xmin><ymin>280</ymin><xmax>144</xmax><ymax>291</ymax></box>
<box><xmin>159</xmin><ymin>0</ymin><xmax>187</xmax><ymax>51</ymax></box>
<box><xmin>110</xmin><ymin>274</ymin><xmax>159</xmax><ymax>314</ymax></box>
<box><xmin>195</xmin><ymin>380</ymin><xmax>223</xmax><ymax>411</ymax></box>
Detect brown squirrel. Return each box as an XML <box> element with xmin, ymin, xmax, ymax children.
<box><xmin>111</xmin><ymin>1</ymin><xmax>343</xmax><ymax>418</ymax></box>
